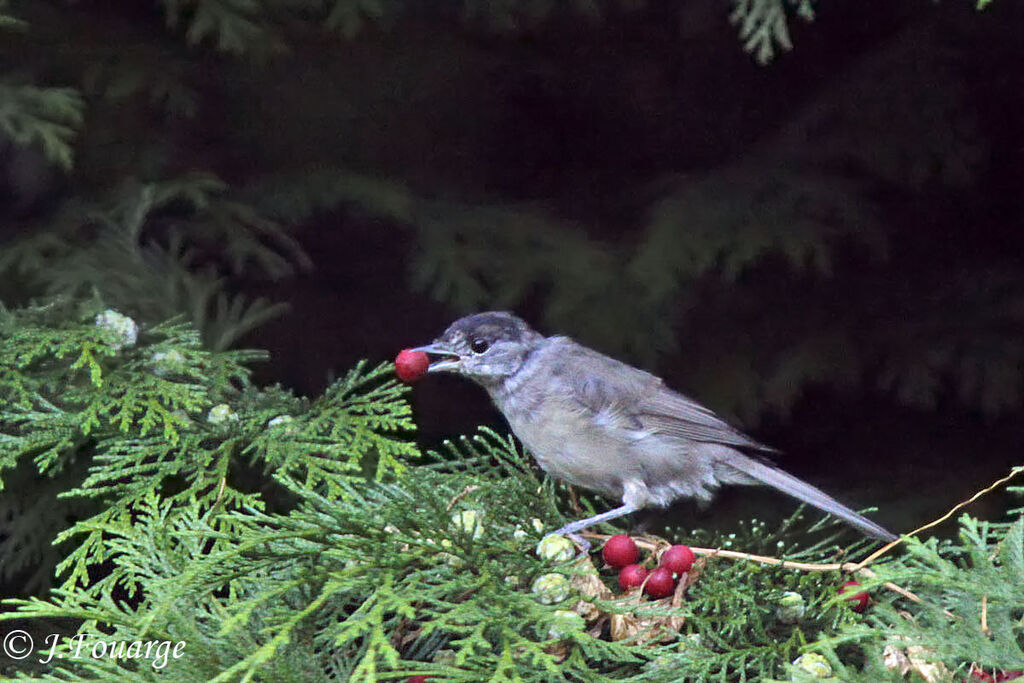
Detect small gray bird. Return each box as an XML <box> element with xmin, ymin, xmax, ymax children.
<box><xmin>413</xmin><ymin>311</ymin><xmax>896</xmax><ymax>547</ymax></box>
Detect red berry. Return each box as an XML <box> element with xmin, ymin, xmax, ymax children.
<box><xmin>660</xmin><ymin>545</ymin><xmax>696</xmax><ymax>576</ymax></box>
<box><xmin>395</xmin><ymin>349</ymin><xmax>430</xmax><ymax>382</ymax></box>
<box><xmin>840</xmin><ymin>580</ymin><xmax>869</xmax><ymax>613</ymax></box>
<box><xmin>643</xmin><ymin>567</ymin><xmax>675</xmax><ymax>598</ymax></box>
<box><xmin>996</xmin><ymin>672</ymin><xmax>1023</xmax><ymax>682</ymax></box>
<box><xmin>618</xmin><ymin>564</ymin><xmax>648</xmax><ymax>590</ymax></box>
<box><xmin>971</xmin><ymin>672</ymin><xmax>996</xmax><ymax>683</ymax></box>
<box><xmin>601</xmin><ymin>534</ymin><xmax>638</xmax><ymax>569</ymax></box>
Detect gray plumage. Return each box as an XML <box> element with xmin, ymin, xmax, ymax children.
<box><xmin>413</xmin><ymin>311</ymin><xmax>896</xmax><ymax>544</ymax></box>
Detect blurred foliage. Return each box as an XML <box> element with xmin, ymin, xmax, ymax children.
<box><xmin>730</xmin><ymin>0</ymin><xmax>816</xmax><ymax>64</ymax></box>
<box><xmin>0</xmin><ymin>0</ymin><xmax>1017</xmax><ymax>600</ymax></box>
<box><xmin>0</xmin><ymin>174</ymin><xmax>307</xmax><ymax>350</ymax></box>
<box><xmin>1</xmin><ymin>0</ymin><xmax>1013</xmax><ymax>425</ymax></box>
<box><xmin>0</xmin><ymin>84</ymin><xmax>83</xmax><ymax>171</ymax></box>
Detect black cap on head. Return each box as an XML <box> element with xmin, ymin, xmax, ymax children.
<box><xmin>442</xmin><ymin>311</ymin><xmax>542</xmax><ymax>346</ymax></box>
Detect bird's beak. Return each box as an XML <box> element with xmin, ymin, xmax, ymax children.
<box><xmin>409</xmin><ymin>343</ymin><xmax>462</xmax><ymax>373</ymax></box>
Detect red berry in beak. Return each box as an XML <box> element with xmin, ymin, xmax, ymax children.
<box><xmin>395</xmin><ymin>349</ymin><xmax>430</xmax><ymax>382</ymax></box>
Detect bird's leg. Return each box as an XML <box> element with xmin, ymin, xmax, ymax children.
<box><xmin>554</xmin><ymin>504</ymin><xmax>638</xmax><ymax>553</ymax></box>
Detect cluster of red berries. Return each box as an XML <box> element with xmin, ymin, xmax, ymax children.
<box><xmin>971</xmin><ymin>670</ymin><xmax>1023</xmax><ymax>682</ymax></box>
<box><xmin>600</xmin><ymin>534</ymin><xmax>696</xmax><ymax>599</ymax></box>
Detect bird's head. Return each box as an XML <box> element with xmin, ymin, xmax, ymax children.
<box><xmin>412</xmin><ymin>312</ymin><xmax>544</xmax><ymax>386</ymax></box>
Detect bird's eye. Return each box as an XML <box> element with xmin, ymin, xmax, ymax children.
<box><xmin>470</xmin><ymin>338</ymin><xmax>490</xmax><ymax>354</ymax></box>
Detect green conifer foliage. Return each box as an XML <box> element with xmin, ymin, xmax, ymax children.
<box><xmin>1</xmin><ymin>301</ymin><xmax>1022</xmax><ymax>681</ymax></box>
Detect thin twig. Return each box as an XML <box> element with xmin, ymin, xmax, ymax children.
<box><xmin>445</xmin><ymin>484</ymin><xmax>480</xmax><ymax>511</ymax></box>
<box><xmin>213</xmin><ymin>476</ymin><xmax>227</xmax><ymax>508</ymax></box>
<box><xmin>981</xmin><ymin>595</ymin><xmax>990</xmax><ymax>637</ymax></box>
<box><xmin>567</xmin><ymin>486</ymin><xmax>584</xmax><ymax>516</ymax></box>
<box><xmin>850</xmin><ymin>466</ymin><xmax>1024</xmax><ymax>571</ymax></box>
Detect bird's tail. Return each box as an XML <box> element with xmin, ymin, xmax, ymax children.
<box><xmin>719</xmin><ymin>453</ymin><xmax>897</xmax><ymax>542</ymax></box>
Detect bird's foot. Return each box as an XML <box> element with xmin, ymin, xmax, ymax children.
<box><xmin>553</xmin><ymin>528</ymin><xmax>591</xmax><ymax>555</ymax></box>
<box><xmin>550</xmin><ymin>504</ymin><xmax>639</xmax><ymax>557</ymax></box>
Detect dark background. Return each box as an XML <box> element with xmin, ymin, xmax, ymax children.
<box><xmin>3</xmin><ymin>0</ymin><xmax>1023</xmax><ymax>544</ymax></box>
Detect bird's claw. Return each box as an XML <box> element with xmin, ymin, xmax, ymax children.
<box><xmin>560</xmin><ymin>531</ymin><xmax>591</xmax><ymax>556</ymax></box>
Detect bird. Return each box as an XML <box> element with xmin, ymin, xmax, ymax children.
<box><xmin>411</xmin><ymin>311</ymin><xmax>896</xmax><ymax>548</ymax></box>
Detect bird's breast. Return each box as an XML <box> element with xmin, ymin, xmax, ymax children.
<box><xmin>498</xmin><ymin>394</ymin><xmax>640</xmax><ymax>500</ymax></box>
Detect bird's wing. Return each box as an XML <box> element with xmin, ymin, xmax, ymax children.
<box><xmin>637</xmin><ymin>385</ymin><xmax>775</xmax><ymax>452</ymax></box>
<box><xmin>551</xmin><ymin>338</ymin><xmax>772</xmax><ymax>452</ymax></box>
